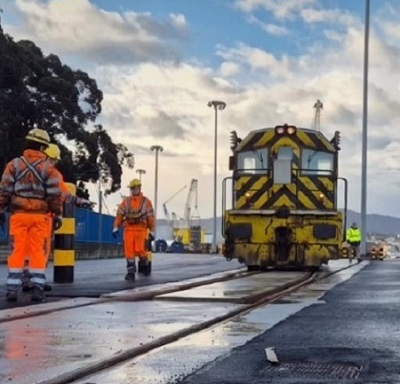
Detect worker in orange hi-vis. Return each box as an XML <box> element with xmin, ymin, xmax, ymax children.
<box><xmin>0</xmin><ymin>128</ymin><xmax>63</xmax><ymax>302</ymax></box>
<box><xmin>113</xmin><ymin>178</ymin><xmax>155</xmax><ymax>281</ymax></box>
<box><xmin>20</xmin><ymin>143</ymin><xmax>95</xmax><ymax>293</ymax></box>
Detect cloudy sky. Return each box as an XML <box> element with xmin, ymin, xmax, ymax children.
<box><xmin>1</xmin><ymin>0</ymin><xmax>400</xmax><ymax>220</ymax></box>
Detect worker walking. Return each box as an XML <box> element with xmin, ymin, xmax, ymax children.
<box><xmin>0</xmin><ymin>128</ymin><xmax>63</xmax><ymax>302</ymax></box>
<box><xmin>346</xmin><ymin>222</ymin><xmax>362</xmax><ymax>263</ymax></box>
<box><xmin>20</xmin><ymin>143</ymin><xmax>94</xmax><ymax>292</ymax></box>
<box><xmin>113</xmin><ymin>178</ymin><xmax>155</xmax><ymax>281</ymax></box>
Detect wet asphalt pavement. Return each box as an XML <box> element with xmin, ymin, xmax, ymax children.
<box><xmin>0</xmin><ymin>254</ymin><xmax>242</xmax><ymax>309</ymax></box>
<box><xmin>174</xmin><ymin>259</ymin><xmax>400</xmax><ymax>384</ymax></box>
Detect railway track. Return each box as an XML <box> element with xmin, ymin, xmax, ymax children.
<box><xmin>0</xmin><ymin>261</ymin><xmax>361</xmax><ymax>384</ymax></box>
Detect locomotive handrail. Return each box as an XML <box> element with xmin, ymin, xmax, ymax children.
<box><xmin>338</xmin><ymin>177</ymin><xmax>348</xmax><ymax>242</ymax></box>
<box><xmin>221</xmin><ymin>177</ymin><xmax>233</xmax><ymax>236</ymax></box>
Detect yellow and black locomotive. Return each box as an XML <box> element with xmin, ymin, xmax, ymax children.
<box><xmin>222</xmin><ymin>124</ymin><xmax>347</xmax><ymax>270</ymax></box>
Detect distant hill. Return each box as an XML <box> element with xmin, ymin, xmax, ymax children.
<box><xmin>157</xmin><ymin>209</ymin><xmax>400</xmax><ymax>239</ymax></box>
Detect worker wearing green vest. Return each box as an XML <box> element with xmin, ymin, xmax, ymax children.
<box><xmin>346</xmin><ymin>222</ymin><xmax>362</xmax><ymax>263</ymax></box>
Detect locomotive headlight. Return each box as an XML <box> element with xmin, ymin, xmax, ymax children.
<box><xmin>276</xmin><ymin>126</ymin><xmax>285</xmax><ymax>135</ymax></box>
<box><xmin>287</xmin><ymin>126</ymin><xmax>296</xmax><ymax>135</ymax></box>
<box><xmin>319</xmin><ymin>193</ymin><xmax>325</xmax><ymax>201</ymax></box>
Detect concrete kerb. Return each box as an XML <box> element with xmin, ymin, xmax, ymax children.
<box><xmin>0</xmin><ymin>298</ymin><xmax>104</xmax><ymax>324</ymax></box>
<box><xmin>0</xmin><ymin>268</ymin><xmax>248</xmax><ymax>323</ymax></box>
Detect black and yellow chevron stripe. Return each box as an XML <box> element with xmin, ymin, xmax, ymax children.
<box><xmin>234</xmin><ymin>127</ymin><xmax>336</xmax><ymax>211</ymax></box>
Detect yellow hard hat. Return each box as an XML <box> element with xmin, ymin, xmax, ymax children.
<box><xmin>44</xmin><ymin>143</ymin><xmax>61</xmax><ymax>160</ymax></box>
<box><xmin>128</xmin><ymin>178</ymin><xmax>142</xmax><ymax>188</ymax></box>
<box><xmin>25</xmin><ymin>128</ymin><xmax>50</xmax><ymax>145</ymax></box>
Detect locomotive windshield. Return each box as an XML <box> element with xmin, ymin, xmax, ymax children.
<box><xmin>302</xmin><ymin>149</ymin><xmax>334</xmax><ymax>175</ymax></box>
<box><xmin>237</xmin><ymin>149</ymin><xmax>268</xmax><ymax>174</ymax></box>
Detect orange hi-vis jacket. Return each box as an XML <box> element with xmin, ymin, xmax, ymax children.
<box><xmin>0</xmin><ymin>149</ymin><xmax>63</xmax><ymax>215</ymax></box>
<box><xmin>114</xmin><ymin>193</ymin><xmax>155</xmax><ymax>231</ymax></box>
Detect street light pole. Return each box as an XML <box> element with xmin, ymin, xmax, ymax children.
<box><xmin>136</xmin><ymin>169</ymin><xmax>146</xmax><ymax>181</ymax></box>
<box><xmin>361</xmin><ymin>0</ymin><xmax>370</xmax><ymax>256</ymax></box>
<box><xmin>150</xmin><ymin>145</ymin><xmax>163</xmax><ymax>240</ymax></box>
<box><xmin>208</xmin><ymin>100</ymin><xmax>227</xmax><ymax>253</ymax></box>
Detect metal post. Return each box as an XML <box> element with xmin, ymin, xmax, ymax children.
<box><xmin>98</xmin><ymin>169</ymin><xmax>103</xmax><ymax>253</ymax></box>
<box><xmin>150</xmin><ymin>145</ymin><xmax>163</xmax><ymax>240</ymax></box>
<box><xmin>361</xmin><ymin>0</ymin><xmax>370</xmax><ymax>256</ymax></box>
<box><xmin>208</xmin><ymin>100</ymin><xmax>226</xmax><ymax>253</ymax></box>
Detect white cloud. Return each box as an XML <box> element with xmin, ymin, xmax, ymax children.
<box><xmin>246</xmin><ymin>15</ymin><xmax>289</xmax><ymax>36</ymax></box>
<box><xmin>11</xmin><ymin>0</ymin><xmax>188</xmax><ymax>64</ymax></box>
<box><xmin>301</xmin><ymin>8</ymin><xmax>359</xmax><ymax>27</ymax></box>
<box><xmin>234</xmin><ymin>0</ymin><xmax>317</xmax><ymax>19</ymax></box>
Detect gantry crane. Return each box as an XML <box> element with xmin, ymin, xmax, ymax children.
<box><xmin>183</xmin><ymin>179</ymin><xmax>200</xmax><ymax>227</ymax></box>
<box><xmin>163</xmin><ymin>185</ymin><xmax>187</xmax><ymax>226</ymax></box>
<box><xmin>313</xmin><ymin>99</ymin><xmax>323</xmax><ymax>131</ymax></box>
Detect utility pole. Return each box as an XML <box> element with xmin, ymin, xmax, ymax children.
<box><xmin>207</xmin><ymin>100</ymin><xmax>227</xmax><ymax>254</ymax></box>
<box><xmin>136</xmin><ymin>168</ymin><xmax>146</xmax><ymax>181</ymax></box>
<box><xmin>361</xmin><ymin>0</ymin><xmax>370</xmax><ymax>256</ymax></box>
<box><xmin>150</xmin><ymin>145</ymin><xmax>163</xmax><ymax>241</ymax></box>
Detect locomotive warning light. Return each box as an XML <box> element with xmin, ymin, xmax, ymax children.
<box><xmin>275</xmin><ymin>124</ymin><xmax>297</xmax><ymax>135</ymax></box>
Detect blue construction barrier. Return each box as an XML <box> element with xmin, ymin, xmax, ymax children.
<box><xmin>0</xmin><ymin>212</ymin><xmax>10</xmax><ymax>245</ymax></box>
<box><xmin>75</xmin><ymin>208</ymin><xmax>120</xmax><ymax>244</ymax></box>
<box><xmin>0</xmin><ymin>209</ymin><xmax>120</xmax><ymax>245</ymax></box>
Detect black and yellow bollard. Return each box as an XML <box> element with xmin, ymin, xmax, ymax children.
<box><xmin>53</xmin><ymin>183</ymin><xmax>76</xmax><ymax>283</ymax></box>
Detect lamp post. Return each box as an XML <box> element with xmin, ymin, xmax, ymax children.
<box><xmin>150</xmin><ymin>145</ymin><xmax>163</xmax><ymax>240</ymax></box>
<box><xmin>207</xmin><ymin>100</ymin><xmax>227</xmax><ymax>253</ymax></box>
<box><xmin>360</xmin><ymin>0</ymin><xmax>370</xmax><ymax>256</ymax></box>
<box><xmin>136</xmin><ymin>169</ymin><xmax>146</xmax><ymax>181</ymax></box>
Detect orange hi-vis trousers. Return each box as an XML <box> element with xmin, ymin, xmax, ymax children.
<box><xmin>123</xmin><ymin>226</ymin><xmax>148</xmax><ymax>259</ymax></box>
<box><xmin>23</xmin><ymin>212</ymin><xmax>53</xmax><ymax>268</ymax></box>
<box><xmin>8</xmin><ymin>213</ymin><xmax>49</xmax><ymax>281</ymax></box>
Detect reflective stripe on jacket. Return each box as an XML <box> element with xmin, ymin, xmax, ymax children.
<box><xmin>114</xmin><ymin>193</ymin><xmax>155</xmax><ymax>230</ymax></box>
<box><xmin>0</xmin><ymin>149</ymin><xmax>63</xmax><ymax>215</ymax></box>
<box><xmin>346</xmin><ymin>227</ymin><xmax>362</xmax><ymax>243</ymax></box>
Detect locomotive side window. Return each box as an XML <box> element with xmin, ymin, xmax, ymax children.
<box><xmin>302</xmin><ymin>149</ymin><xmax>334</xmax><ymax>175</ymax></box>
<box><xmin>237</xmin><ymin>149</ymin><xmax>268</xmax><ymax>174</ymax></box>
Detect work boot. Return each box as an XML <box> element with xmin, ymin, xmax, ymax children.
<box><xmin>125</xmin><ymin>272</ymin><xmax>136</xmax><ymax>281</ymax></box>
<box><xmin>21</xmin><ymin>269</ymin><xmax>32</xmax><ymax>292</ymax></box>
<box><xmin>31</xmin><ymin>286</ymin><xmax>45</xmax><ymax>302</ymax></box>
<box><xmin>138</xmin><ymin>258</ymin><xmax>150</xmax><ymax>276</ymax></box>
<box><xmin>6</xmin><ymin>290</ymin><xmax>18</xmax><ymax>302</ymax></box>
<box><xmin>125</xmin><ymin>259</ymin><xmax>136</xmax><ymax>281</ymax></box>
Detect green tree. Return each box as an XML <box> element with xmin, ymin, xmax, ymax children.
<box><xmin>0</xmin><ymin>26</ymin><xmax>133</xmax><ymax>198</ymax></box>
